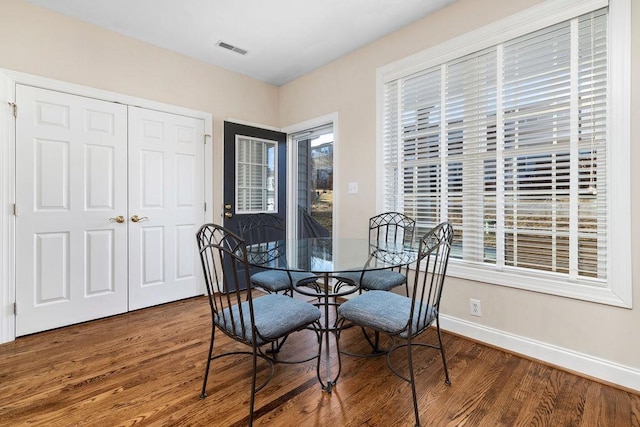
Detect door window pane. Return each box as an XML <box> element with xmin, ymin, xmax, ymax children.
<box><xmin>236</xmin><ymin>135</ymin><xmax>277</xmax><ymax>213</ymax></box>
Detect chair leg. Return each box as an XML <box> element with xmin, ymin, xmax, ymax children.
<box><xmin>361</xmin><ymin>327</ymin><xmax>384</xmax><ymax>353</ymax></box>
<box><xmin>373</xmin><ymin>331</ymin><xmax>381</xmax><ymax>351</ymax></box>
<box><xmin>249</xmin><ymin>346</ymin><xmax>258</xmax><ymax>427</ymax></box>
<box><xmin>200</xmin><ymin>326</ymin><xmax>216</xmax><ymax>398</ymax></box>
<box><xmin>405</xmin><ymin>337</ymin><xmax>421</xmax><ymax>427</ymax></box>
<box><xmin>269</xmin><ymin>334</ymin><xmax>289</xmax><ymax>354</ymax></box>
<box><xmin>436</xmin><ymin>321</ymin><xmax>451</xmax><ymax>385</ymax></box>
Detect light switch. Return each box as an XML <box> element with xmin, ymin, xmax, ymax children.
<box><xmin>348</xmin><ymin>182</ymin><xmax>358</xmax><ymax>194</ymax></box>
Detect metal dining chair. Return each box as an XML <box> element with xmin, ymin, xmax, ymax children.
<box><xmin>336</xmin><ymin>211</ymin><xmax>416</xmax><ymax>295</ymax></box>
<box><xmin>196</xmin><ymin>223</ymin><xmax>321</xmax><ymax>426</ymax></box>
<box><xmin>335</xmin><ymin>212</ymin><xmax>416</xmax><ymax>351</ymax></box>
<box><xmin>336</xmin><ymin>222</ymin><xmax>454</xmax><ymax>427</ymax></box>
<box><xmin>239</xmin><ymin>213</ymin><xmax>319</xmax><ymax>296</ymax></box>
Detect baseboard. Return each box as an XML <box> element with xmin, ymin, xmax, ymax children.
<box><xmin>440</xmin><ymin>315</ymin><xmax>640</xmax><ymax>393</ymax></box>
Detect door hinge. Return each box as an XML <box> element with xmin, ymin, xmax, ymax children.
<box><xmin>204</xmin><ymin>134</ymin><xmax>211</xmax><ymax>145</ymax></box>
<box><xmin>13</xmin><ymin>302</ymin><xmax>17</xmax><ymax>315</ymax></box>
<box><xmin>204</xmin><ymin>202</ymin><xmax>207</xmax><ymax>212</ymax></box>
<box><xmin>13</xmin><ymin>203</ymin><xmax>18</xmax><ymax>216</ymax></box>
<box><xmin>8</xmin><ymin>102</ymin><xmax>17</xmax><ymax>118</ymax></box>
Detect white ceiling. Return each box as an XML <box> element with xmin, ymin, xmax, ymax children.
<box><xmin>26</xmin><ymin>0</ymin><xmax>456</xmax><ymax>86</ymax></box>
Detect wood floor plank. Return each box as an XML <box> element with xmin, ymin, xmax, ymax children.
<box><xmin>0</xmin><ymin>295</ymin><xmax>638</xmax><ymax>426</ymax></box>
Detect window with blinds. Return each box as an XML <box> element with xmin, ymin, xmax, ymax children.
<box><xmin>236</xmin><ymin>135</ymin><xmax>277</xmax><ymax>213</ymax></box>
<box><xmin>382</xmin><ymin>8</ymin><xmax>612</xmax><ymax>289</ymax></box>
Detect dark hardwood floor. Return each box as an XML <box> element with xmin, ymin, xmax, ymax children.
<box><xmin>1</xmin><ymin>295</ymin><xmax>638</xmax><ymax>426</ymax></box>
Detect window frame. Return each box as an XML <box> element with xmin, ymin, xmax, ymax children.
<box><xmin>376</xmin><ymin>0</ymin><xmax>631</xmax><ymax>307</ymax></box>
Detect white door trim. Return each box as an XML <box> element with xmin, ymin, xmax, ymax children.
<box><xmin>0</xmin><ymin>71</ymin><xmax>15</xmax><ymax>344</ymax></box>
<box><xmin>0</xmin><ymin>68</ymin><xmax>213</xmax><ymax>344</ymax></box>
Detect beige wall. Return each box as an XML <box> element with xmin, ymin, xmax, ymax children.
<box><xmin>1</xmin><ymin>0</ymin><xmax>638</xmax><ymax>385</ymax></box>
<box><xmin>0</xmin><ymin>0</ymin><xmax>280</xmax><ymax>221</ymax></box>
<box><xmin>279</xmin><ymin>0</ymin><xmax>548</xmax><ymax>237</ymax></box>
<box><xmin>279</xmin><ymin>0</ymin><xmax>640</xmax><ymax>376</ymax></box>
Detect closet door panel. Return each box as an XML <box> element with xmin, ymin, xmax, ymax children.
<box><xmin>128</xmin><ymin>107</ymin><xmax>204</xmax><ymax>310</ymax></box>
<box><xmin>15</xmin><ymin>85</ymin><xmax>128</xmax><ymax>336</ymax></box>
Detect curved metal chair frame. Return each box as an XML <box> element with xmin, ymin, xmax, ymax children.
<box><xmin>239</xmin><ymin>213</ymin><xmax>319</xmax><ymax>297</ymax></box>
<box><xmin>197</xmin><ymin>223</ymin><xmax>321</xmax><ymax>426</ymax></box>
<box><xmin>366</xmin><ymin>211</ymin><xmax>416</xmax><ymax>293</ymax></box>
<box><xmin>369</xmin><ymin>211</ymin><xmax>416</xmax><ymax>251</ymax></box>
<box><xmin>239</xmin><ymin>213</ymin><xmax>320</xmax><ymax>353</ymax></box>
<box><xmin>336</xmin><ymin>222</ymin><xmax>454</xmax><ymax>427</ymax></box>
<box><xmin>334</xmin><ymin>212</ymin><xmax>416</xmax><ymax>352</ymax></box>
<box><xmin>335</xmin><ymin>211</ymin><xmax>416</xmax><ymax>295</ymax></box>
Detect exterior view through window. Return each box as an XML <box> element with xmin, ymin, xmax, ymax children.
<box><xmin>296</xmin><ymin>128</ymin><xmax>333</xmax><ymax>237</ymax></box>
<box><xmin>381</xmin><ymin>8</ymin><xmax>610</xmax><ymax>290</ymax></box>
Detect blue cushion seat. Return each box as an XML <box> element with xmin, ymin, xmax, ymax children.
<box><xmin>251</xmin><ymin>270</ymin><xmax>318</xmax><ymax>292</ymax></box>
<box><xmin>337</xmin><ymin>290</ymin><xmax>436</xmax><ymax>339</ymax></box>
<box><xmin>337</xmin><ymin>269</ymin><xmax>406</xmax><ymax>291</ymax></box>
<box><xmin>216</xmin><ymin>294</ymin><xmax>321</xmax><ymax>346</ymax></box>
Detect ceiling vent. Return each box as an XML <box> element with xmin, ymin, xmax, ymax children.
<box><xmin>216</xmin><ymin>41</ymin><xmax>248</xmax><ymax>56</ymax></box>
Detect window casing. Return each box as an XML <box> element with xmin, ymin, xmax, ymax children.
<box><xmin>378</xmin><ymin>0</ymin><xmax>631</xmax><ymax>307</ymax></box>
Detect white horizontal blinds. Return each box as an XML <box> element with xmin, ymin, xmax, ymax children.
<box><xmin>501</xmin><ymin>9</ymin><xmax>607</xmax><ymax>280</ymax></box>
<box><xmin>382</xmin><ymin>7</ymin><xmax>609</xmax><ymax>285</ymax></box>
<box><xmin>399</xmin><ymin>68</ymin><xmax>442</xmax><ymax>237</ymax></box>
<box><xmin>445</xmin><ymin>47</ymin><xmax>497</xmax><ymax>262</ymax></box>
<box><xmin>236</xmin><ymin>136</ymin><xmax>276</xmax><ymax>213</ymax></box>
<box><xmin>502</xmin><ymin>19</ymin><xmax>573</xmax><ymax>274</ymax></box>
<box><xmin>382</xmin><ymin>80</ymin><xmax>401</xmax><ymax>214</ymax></box>
<box><xmin>576</xmin><ymin>8</ymin><xmax>608</xmax><ymax>279</ymax></box>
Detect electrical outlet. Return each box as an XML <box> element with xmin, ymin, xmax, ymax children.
<box><xmin>470</xmin><ymin>299</ymin><xmax>482</xmax><ymax>317</ymax></box>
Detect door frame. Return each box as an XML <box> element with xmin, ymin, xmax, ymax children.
<box><xmin>282</xmin><ymin>112</ymin><xmax>339</xmax><ymax>239</ymax></box>
<box><xmin>0</xmin><ymin>68</ymin><xmax>213</xmax><ymax>344</ymax></box>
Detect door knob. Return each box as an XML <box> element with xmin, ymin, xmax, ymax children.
<box><xmin>109</xmin><ymin>215</ymin><xmax>125</xmax><ymax>223</ymax></box>
<box><xmin>224</xmin><ymin>212</ymin><xmax>233</xmax><ymax>219</ymax></box>
<box><xmin>224</xmin><ymin>204</ymin><xmax>232</xmax><ymax>210</ymax></box>
<box><xmin>131</xmin><ymin>215</ymin><xmax>148</xmax><ymax>223</ymax></box>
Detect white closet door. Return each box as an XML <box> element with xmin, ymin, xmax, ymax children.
<box><xmin>15</xmin><ymin>85</ymin><xmax>128</xmax><ymax>336</ymax></box>
<box><xmin>127</xmin><ymin>107</ymin><xmax>204</xmax><ymax>310</ymax></box>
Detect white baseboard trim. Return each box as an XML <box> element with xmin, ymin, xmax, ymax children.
<box><xmin>440</xmin><ymin>315</ymin><xmax>640</xmax><ymax>392</ymax></box>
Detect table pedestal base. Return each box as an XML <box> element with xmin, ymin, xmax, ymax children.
<box><xmin>294</xmin><ymin>272</ymin><xmax>358</xmax><ymax>393</ymax></box>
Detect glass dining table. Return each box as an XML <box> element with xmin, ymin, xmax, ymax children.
<box><xmin>246</xmin><ymin>237</ymin><xmax>418</xmax><ymax>392</ymax></box>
